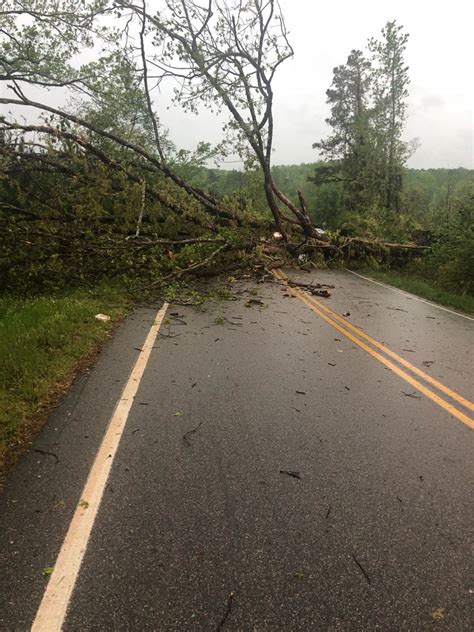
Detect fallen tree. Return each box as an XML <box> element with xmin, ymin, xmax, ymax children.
<box><xmin>0</xmin><ymin>1</ymin><xmax>431</xmax><ymax>293</ymax></box>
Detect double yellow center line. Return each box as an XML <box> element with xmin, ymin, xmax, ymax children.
<box><xmin>273</xmin><ymin>270</ymin><xmax>473</xmax><ymax>430</ymax></box>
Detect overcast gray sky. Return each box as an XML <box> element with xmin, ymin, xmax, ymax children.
<box><xmin>159</xmin><ymin>0</ymin><xmax>473</xmax><ymax>169</ymax></box>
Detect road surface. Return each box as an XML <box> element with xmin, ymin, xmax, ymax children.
<box><xmin>0</xmin><ymin>269</ymin><xmax>472</xmax><ymax>631</ymax></box>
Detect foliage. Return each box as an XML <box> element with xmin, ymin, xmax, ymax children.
<box><xmin>421</xmin><ymin>181</ymin><xmax>474</xmax><ymax>293</ymax></box>
<box><xmin>0</xmin><ymin>130</ymin><xmax>252</xmax><ymax>294</ymax></box>
<box><xmin>368</xmin><ymin>21</ymin><xmax>413</xmax><ymax>211</ymax></box>
<box><xmin>360</xmin><ymin>269</ymin><xmax>474</xmax><ymax>313</ymax></box>
<box><xmin>312</xmin><ymin>50</ymin><xmax>375</xmax><ymax>211</ymax></box>
<box><xmin>313</xmin><ymin>21</ymin><xmax>414</xmax><ymax>213</ymax></box>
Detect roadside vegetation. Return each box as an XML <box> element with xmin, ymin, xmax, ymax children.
<box><xmin>357</xmin><ymin>270</ymin><xmax>474</xmax><ymax>314</ymax></box>
<box><xmin>0</xmin><ymin>287</ymin><xmax>129</xmax><ymax>479</ymax></box>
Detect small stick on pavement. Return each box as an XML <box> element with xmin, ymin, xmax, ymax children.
<box><xmin>280</xmin><ymin>470</ymin><xmax>301</xmax><ymax>480</ymax></box>
<box><xmin>403</xmin><ymin>391</ymin><xmax>421</xmax><ymax>399</ymax></box>
<box><xmin>217</xmin><ymin>591</ymin><xmax>235</xmax><ymax>630</ymax></box>
<box><xmin>325</xmin><ymin>505</ymin><xmax>332</xmax><ymax>520</ymax></box>
<box><xmin>183</xmin><ymin>422</ymin><xmax>203</xmax><ymax>447</ymax></box>
<box><xmin>352</xmin><ymin>555</ymin><xmax>371</xmax><ymax>584</ymax></box>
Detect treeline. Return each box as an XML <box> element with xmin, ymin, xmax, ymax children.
<box><xmin>188</xmin><ymin>164</ymin><xmax>471</xmax><ymax>233</ymax></box>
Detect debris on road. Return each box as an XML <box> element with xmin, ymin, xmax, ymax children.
<box><xmin>279</xmin><ymin>470</ymin><xmax>301</xmax><ymax>479</ymax></box>
<box><xmin>342</xmin><ymin>312</ymin><xmax>351</xmax><ymax>317</ymax></box>
<box><xmin>325</xmin><ymin>505</ymin><xmax>332</xmax><ymax>520</ymax></box>
<box><xmin>217</xmin><ymin>591</ymin><xmax>235</xmax><ymax>631</ymax></box>
<box><xmin>352</xmin><ymin>555</ymin><xmax>371</xmax><ymax>584</ymax></box>
<box><xmin>295</xmin><ymin>390</ymin><xmax>306</xmax><ymax>395</ymax></box>
<box><xmin>288</xmin><ymin>279</ymin><xmax>335</xmax><ymax>290</ymax></box>
<box><xmin>312</xmin><ymin>289</ymin><xmax>332</xmax><ymax>298</ymax></box>
<box><xmin>402</xmin><ymin>391</ymin><xmax>421</xmax><ymax>399</ymax></box>
<box><xmin>286</xmin><ymin>279</ymin><xmax>333</xmax><ymax>298</ymax></box>
<box><xmin>183</xmin><ymin>421</ymin><xmax>203</xmax><ymax>447</ymax></box>
<box><xmin>246</xmin><ymin>298</ymin><xmax>265</xmax><ymax>306</ymax></box>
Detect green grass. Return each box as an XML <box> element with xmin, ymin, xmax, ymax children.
<box><xmin>359</xmin><ymin>269</ymin><xmax>474</xmax><ymax>314</ymax></box>
<box><xmin>0</xmin><ymin>285</ymin><xmax>129</xmax><ymax>475</ymax></box>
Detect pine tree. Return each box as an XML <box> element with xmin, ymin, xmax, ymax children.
<box><xmin>313</xmin><ymin>22</ymin><xmax>412</xmax><ymax>215</ymax></box>
<box><xmin>368</xmin><ymin>21</ymin><xmax>410</xmax><ymax>212</ymax></box>
<box><xmin>312</xmin><ymin>50</ymin><xmax>376</xmax><ymax>211</ymax></box>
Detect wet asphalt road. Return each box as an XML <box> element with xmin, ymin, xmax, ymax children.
<box><xmin>0</xmin><ymin>269</ymin><xmax>472</xmax><ymax>631</ymax></box>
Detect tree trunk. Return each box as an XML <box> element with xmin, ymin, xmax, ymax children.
<box><xmin>263</xmin><ymin>174</ymin><xmax>286</xmax><ymax>239</ymax></box>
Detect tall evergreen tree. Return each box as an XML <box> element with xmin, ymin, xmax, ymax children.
<box><xmin>312</xmin><ymin>50</ymin><xmax>374</xmax><ymax>211</ymax></box>
<box><xmin>368</xmin><ymin>21</ymin><xmax>410</xmax><ymax>212</ymax></box>
<box><xmin>312</xmin><ymin>21</ymin><xmax>412</xmax><ymax>215</ymax></box>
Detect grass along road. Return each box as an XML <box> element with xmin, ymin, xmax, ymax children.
<box><xmin>0</xmin><ymin>285</ymin><xmax>129</xmax><ymax>481</ymax></box>
<box><xmin>356</xmin><ymin>268</ymin><xmax>474</xmax><ymax>314</ymax></box>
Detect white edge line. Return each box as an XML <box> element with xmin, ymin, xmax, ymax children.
<box><xmin>345</xmin><ymin>269</ymin><xmax>474</xmax><ymax>322</ymax></box>
<box><xmin>31</xmin><ymin>303</ymin><xmax>169</xmax><ymax>632</ymax></box>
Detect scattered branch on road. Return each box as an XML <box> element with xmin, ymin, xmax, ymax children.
<box><xmin>352</xmin><ymin>555</ymin><xmax>371</xmax><ymax>584</ymax></box>
<box><xmin>286</xmin><ymin>278</ymin><xmax>334</xmax><ymax>298</ymax></box>
<box><xmin>279</xmin><ymin>470</ymin><xmax>301</xmax><ymax>480</ymax></box>
<box><xmin>182</xmin><ymin>421</ymin><xmax>204</xmax><ymax>447</ymax></box>
<box><xmin>288</xmin><ymin>279</ymin><xmax>335</xmax><ymax>290</ymax></box>
<box><xmin>217</xmin><ymin>591</ymin><xmax>235</xmax><ymax>631</ymax></box>
<box><xmin>402</xmin><ymin>391</ymin><xmax>421</xmax><ymax>399</ymax></box>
